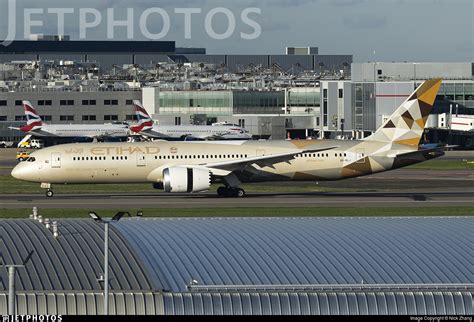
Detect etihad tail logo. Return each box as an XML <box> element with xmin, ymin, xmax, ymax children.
<box><xmin>366</xmin><ymin>79</ymin><xmax>442</xmax><ymax>146</ymax></box>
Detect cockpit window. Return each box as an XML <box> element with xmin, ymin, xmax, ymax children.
<box><xmin>26</xmin><ymin>157</ymin><xmax>36</xmax><ymax>162</ymax></box>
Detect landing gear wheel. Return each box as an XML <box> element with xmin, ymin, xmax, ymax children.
<box><xmin>234</xmin><ymin>188</ymin><xmax>245</xmax><ymax>198</ymax></box>
<box><xmin>46</xmin><ymin>190</ymin><xmax>54</xmax><ymax>198</ymax></box>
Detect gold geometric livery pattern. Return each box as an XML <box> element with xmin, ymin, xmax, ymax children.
<box><xmin>365</xmin><ymin>79</ymin><xmax>442</xmax><ymax>146</ymax></box>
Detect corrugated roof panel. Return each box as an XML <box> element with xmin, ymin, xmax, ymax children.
<box><xmin>327</xmin><ymin>293</ymin><xmax>340</xmax><ymax>315</ymax></box>
<box><xmin>182</xmin><ymin>293</ymin><xmax>195</xmax><ymax>315</ymax></box>
<box><xmin>414</xmin><ymin>292</ymin><xmax>427</xmax><ymax>315</ymax></box>
<box><xmin>318</xmin><ymin>293</ymin><xmax>331</xmax><ymax>315</ymax></box>
<box><xmin>385</xmin><ymin>292</ymin><xmax>398</xmax><ymax>315</ymax></box>
<box><xmin>26</xmin><ymin>293</ymin><xmax>38</xmax><ymax>315</ymax></box>
<box><xmin>0</xmin><ymin>219</ymin><xmax>155</xmax><ymax>291</ymax></box>
<box><xmin>144</xmin><ymin>293</ymin><xmax>156</xmax><ymax>315</ymax></box>
<box><xmin>75</xmin><ymin>293</ymin><xmax>86</xmax><ymax>316</ymax></box>
<box><xmin>424</xmin><ymin>292</ymin><xmax>436</xmax><ymax>315</ymax></box>
<box><xmin>336</xmin><ymin>293</ymin><xmax>349</xmax><ymax>315</ymax></box>
<box><xmin>203</xmin><ymin>293</ymin><xmax>215</xmax><ymax>315</ymax></box>
<box><xmin>376</xmin><ymin>291</ymin><xmax>389</xmax><ymax>315</ymax></box>
<box><xmin>347</xmin><ymin>293</ymin><xmax>359</xmax><ymax>315</ymax></box>
<box><xmin>1</xmin><ymin>292</ymin><xmax>473</xmax><ymax>315</ymax></box>
<box><xmin>231</xmin><ymin>293</ymin><xmax>243</xmax><ymax>315</ymax></box>
<box><xmin>66</xmin><ymin>293</ymin><xmax>76</xmax><ymax>315</ymax></box>
<box><xmin>453</xmin><ymin>291</ymin><xmax>467</xmax><ymax>315</ymax></box>
<box><xmin>446</xmin><ymin>292</ymin><xmax>457</xmax><ymax>315</ymax></box>
<box><xmin>356</xmin><ymin>293</ymin><xmax>369</xmax><ymax>315</ymax></box>
<box><xmin>115</xmin><ymin>217</ymin><xmax>472</xmax><ymax>292</ymax></box>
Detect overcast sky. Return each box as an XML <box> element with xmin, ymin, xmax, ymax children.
<box><xmin>0</xmin><ymin>0</ymin><xmax>472</xmax><ymax>62</ymax></box>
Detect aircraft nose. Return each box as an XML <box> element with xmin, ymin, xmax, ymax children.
<box><xmin>11</xmin><ymin>163</ymin><xmax>27</xmax><ymax>181</ymax></box>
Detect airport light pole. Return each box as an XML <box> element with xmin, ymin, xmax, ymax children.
<box><xmin>89</xmin><ymin>211</ymin><xmax>130</xmax><ymax>315</ymax></box>
<box><xmin>0</xmin><ymin>250</ymin><xmax>34</xmax><ymax>315</ymax></box>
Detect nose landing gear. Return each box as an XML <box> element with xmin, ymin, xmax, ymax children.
<box><xmin>41</xmin><ymin>183</ymin><xmax>54</xmax><ymax>198</ymax></box>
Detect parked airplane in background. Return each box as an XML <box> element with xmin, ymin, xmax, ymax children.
<box><xmin>130</xmin><ymin>101</ymin><xmax>251</xmax><ymax>140</ymax></box>
<box><xmin>9</xmin><ymin>101</ymin><xmax>129</xmax><ymax>139</ymax></box>
<box><xmin>12</xmin><ymin>80</ymin><xmax>445</xmax><ymax>198</ymax></box>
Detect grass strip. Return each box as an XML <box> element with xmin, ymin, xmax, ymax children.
<box><xmin>1</xmin><ymin>207</ymin><xmax>473</xmax><ymax>219</ymax></box>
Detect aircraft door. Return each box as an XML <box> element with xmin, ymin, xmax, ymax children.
<box><xmin>51</xmin><ymin>153</ymin><xmax>61</xmax><ymax>168</ymax></box>
<box><xmin>256</xmin><ymin>149</ymin><xmax>266</xmax><ymax>157</ymax></box>
<box><xmin>136</xmin><ymin>154</ymin><xmax>146</xmax><ymax>167</ymax></box>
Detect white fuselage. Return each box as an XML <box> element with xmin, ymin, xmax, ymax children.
<box><xmin>29</xmin><ymin>124</ymin><xmax>130</xmax><ymax>138</ymax></box>
<box><xmin>140</xmin><ymin>125</ymin><xmax>252</xmax><ymax>140</ymax></box>
<box><xmin>10</xmin><ymin>139</ymin><xmax>438</xmax><ymax>186</ymax></box>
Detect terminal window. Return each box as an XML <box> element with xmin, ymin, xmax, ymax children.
<box><xmin>15</xmin><ymin>100</ymin><xmax>22</xmax><ymax>106</ymax></box>
<box><xmin>105</xmin><ymin>100</ymin><xmax>119</xmax><ymax>105</ymax></box>
<box><xmin>38</xmin><ymin>100</ymin><xmax>52</xmax><ymax>106</ymax></box>
<box><xmin>126</xmin><ymin>100</ymin><xmax>133</xmax><ymax>105</ymax></box>
<box><xmin>104</xmin><ymin>115</ymin><xmax>118</xmax><ymax>121</ymax></box>
<box><xmin>0</xmin><ymin>116</ymin><xmax>7</xmax><ymax>121</ymax></box>
<box><xmin>82</xmin><ymin>100</ymin><xmax>97</xmax><ymax>106</ymax></box>
<box><xmin>0</xmin><ymin>100</ymin><xmax>6</xmax><ymax>106</ymax></box>
<box><xmin>60</xmin><ymin>100</ymin><xmax>74</xmax><ymax>106</ymax></box>
<box><xmin>60</xmin><ymin>115</ymin><xmax>74</xmax><ymax>121</ymax></box>
<box><xmin>82</xmin><ymin>115</ymin><xmax>97</xmax><ymax>121</ymax></box>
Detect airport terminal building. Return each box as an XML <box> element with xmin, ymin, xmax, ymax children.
<box><xmin>0</xmin><ymin>39</ymin><xmax>473</xmax><ymax>147</ymax></box>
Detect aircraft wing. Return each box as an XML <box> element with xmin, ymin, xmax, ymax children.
<box><xmin>201</xmin><ymin>146</ymin><xmax>338</xmax><ymax>174</ymax></box>
<box><xmin>204</xmin><ymin>131</ymin><xmax>238</xmax><ymax>140</ymax></box>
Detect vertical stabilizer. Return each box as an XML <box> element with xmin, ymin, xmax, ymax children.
<box><xmin>364</xmin><ymin>79</ymin><xmax>442</xmax><ymax>146</ymax></box>
<box><xmin>130</xmin><ymin>100</ymin><xmax>154</xmax><ymax>133</ymax></box>
<box><xmin>20</xmin><ymin>101</ymin><xmax>43</xmax><ymax>132</ymax></box>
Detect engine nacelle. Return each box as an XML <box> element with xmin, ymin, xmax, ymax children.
<box><xmin>163</xmin><ymin>166</ymin><xmax>211</xmax><ymax>193</ymax></box>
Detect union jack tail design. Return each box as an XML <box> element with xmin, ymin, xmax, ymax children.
<box><xmin>20</xmin><ymin>101</ymin><xmax>43</xmax><ymax>132</ymax></box>
<box><xmin>130</xmin><ymin>100</ymin><xmax>154</xmax><ymax>133</ymax></box>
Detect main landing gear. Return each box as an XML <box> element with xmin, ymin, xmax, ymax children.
<box><xmin>46</xmin><ymin>189</ymin><xmax>54</xmax><ymax>198</ymax></box>
<box><xmin>217</xmin><ymin>173</ymin><xmax>246</xmax><ymax>198</ymax></box>
<box><xmin>217</xmin><ymin>186</ymin><xmax>246</xmax><ymax>198</ymax></box>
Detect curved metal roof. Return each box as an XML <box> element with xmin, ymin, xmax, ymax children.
<box><xmin>116</xmin><ymin>217</ymin><xmax>473</xmax><ymax>292</ymax></box>
<box><xmin>0</xmin><ymin>219</ymin><xmax>153</xmax><ymax>291</ymax></box>
<box><xmin>1</xmin><ymin>217</ymin><xmax>472</xmax><ymax>294</ymax></box>
<box><xmin>1</xmin><ymin>291</ymin><xmax>472</xmax><ymax>315</ymax></box>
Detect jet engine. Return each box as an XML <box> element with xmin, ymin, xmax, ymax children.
<box><xmin>163</xmin><ymin>166</ymin><xmax>211</xmax><ymax>193</ymax></box>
